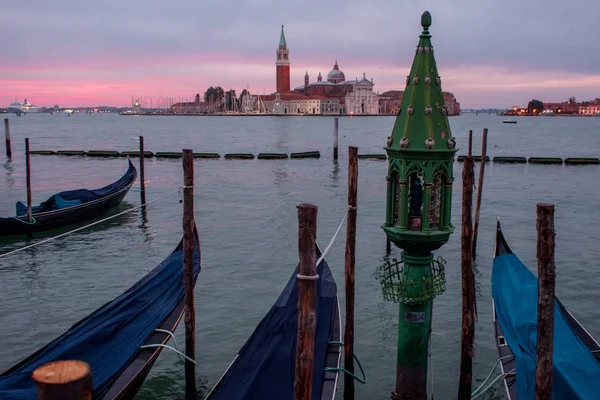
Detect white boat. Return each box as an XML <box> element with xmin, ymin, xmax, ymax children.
<box><xmin>7</xmin><ymin>99</ymin><xmax>39</xmax><ymax>114</ymax></box>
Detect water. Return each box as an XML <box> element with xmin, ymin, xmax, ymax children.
<box><xmin>1</xmin><ymin>113</ymin><xmax>599</xmax><ymax>399</ymax></box>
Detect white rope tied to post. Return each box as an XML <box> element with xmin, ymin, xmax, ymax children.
<box><xmin>0</xmin><ymin>187</ymin><xmax>183</xmax><ymax>259</ymax></box>
<box><xmin>297</xmin><ymin>205</ymin><xmax>354</xmax><ymax>281</ymax></box>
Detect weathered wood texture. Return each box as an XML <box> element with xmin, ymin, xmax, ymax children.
<box><xmin>25</xmin><ymin>138</ymin><xmax>32</xmax><ymax>222</ymax></box>
<box><xmin>468</xmin><ymin>130</ymin><xmax>473</xmax><ymax>157</ymax></box>
<box><xmin>139</xmin><ymin>136</ymin><xmax>146</xmax><ymax>206</ymax></box>
<box><xmin>4</xmin><ymin>118</ymin><xmax>11</xmax><ymax>159</ymax></box>
<box><xmin>32</xmin><ymin>360</ymin><xmax>93</xmax><ymax>400</ymax></box>
<box><xmin>458</xmin><ymin>155</ymin><xmax>475</xmax><ymax>400</ymax></box>
<box><xmin>333</xmin><ymin>118</ymin><xmax>339</xmax><ymax>161</ymax></box>
<box><xmin>294</xmin><ymin>203</ymin><xmax>318</xmax><ymax>400</ymax></box>
<box><xmin>182</xmin><ymin>149</ymin><xmax>197</xmax><ymax>399</ymax></box>
<box><xmin>344</xmin><ymin>146</ymin><xmax>358</xmax><ymax>400</ymax></box>
<box><xmin>535</xmin><ymin>203</ymin><xmax>556</xmax><ymax>400</ymax></box>
<box><xmin>472</xmin><ymin>128</ymin><xmax>488</xmax><ymax>260</ymax></box>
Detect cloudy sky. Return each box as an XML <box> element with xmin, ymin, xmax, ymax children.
<box><xmin>2</xmin><ymin>0</ymin><xmax>599</xmax><ymax>108</ymax></box>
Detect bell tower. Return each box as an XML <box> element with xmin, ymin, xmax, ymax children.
<box><xmin>276</xmin><ymin>25</ymin><xmax>290</xmax><ymax>93</ymax></box>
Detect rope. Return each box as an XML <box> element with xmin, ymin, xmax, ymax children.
<box><xmin>470</xmin><ymin>368</ymin><xmax>515</xmax><ymax>400</ymax></box>
<box><xmin>0</xmin><ymin>188</ymin><xmax>183</xmax><ymax>259</ymax></box>
<box><xmin>471</xmin><ymin>355</ymin><xmax>515</xmax><ymax>398</ymax></box>
<box><xmin>13</xmin><ymin>215</ymin><xmax>37</xmax><ymax>225</ymax></box>
<box><xmin>315</xmin><ymin>205</ymin><xmax>352</xmax><ymax>266</ymax></box>
<box><xmin>324</xmin><ymin>341</ymin><xmax>367</xmax><ymax>384</ymax></box>
<box><xmin>139</xmin><ymin>344</ymin><xmax>197</xmax><ymax>365</ymax></box>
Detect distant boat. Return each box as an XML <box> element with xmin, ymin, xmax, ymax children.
<box><xmin>503</xmin><ymin>120</ymin><xmax>517</xmax><ymax>124</ymax></box>
<box><xmin>6</xmin><ymin>99</ymin><xmax>38</xmax><ymax>114</ymax></box>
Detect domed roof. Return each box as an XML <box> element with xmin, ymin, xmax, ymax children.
<box><xmin>327</xmin><ymin>61</ymin><xmax>345</xmax><ymax>83</ymax></box>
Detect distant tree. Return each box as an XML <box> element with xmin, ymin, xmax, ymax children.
<box><xmin>528</xmin><ymin>99</ymin><xmax>543</xmax><ymax>114</ymax></box>
<box><xmin>568</xmin><ymin>96</ymin><xmax>576</xmax><ymax>104</ymax></box>
<box><xmin>195</xmin><ymin>93</ymin><xmax>200</xmax><ymax>103</ymax></box>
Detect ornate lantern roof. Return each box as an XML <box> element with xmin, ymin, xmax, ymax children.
<box><xmin>382</xmin><ymin>11</ymin><xmax>457</xmax><ymax>253</ymax></box>
<box><xmin>386</xmin><ymin>11</ymin><xmax>456</xmax><ymax>154</ymax></box>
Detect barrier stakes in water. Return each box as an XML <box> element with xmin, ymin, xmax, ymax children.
<box><xmin>182</xmin><ymin>149</ymin><xmax>197</xmax><ymax>398</ymax></box>
<box><xmin>139</xmin><ymin>136</ymin><xmax>146</xmax><ymax>207</ymax></box>
<box><xmin>25</xmin><ymin>138</ymin><xmax>32</xmax><ymax>223</ymax></box>
<box><xmin>294</xmin><ymin>203</ymin><xmax>318</xmax><ymax>400</ymax></box>
<box><xmin>4</xmin><ymin>118</ymin><xmax>11</xmax><ymax>159</ymax></box>
<box><xmin>344</xmin><ymin>147</ymin><xmax>358</xmax><ymax>400</ymax></box>
<box><xmin>472</xmin><ymin>128</ymin><xmax>488</xmax><ymax>261</ymax></box>
<box><xmin>334</xmin><ymin>118</ymin><xmax>339</xmax><ymax>161</ymax></box>
<box><xmin>468</xmin><ymin>130</ymin><xmax>473</xmax><ymax>157</ymax></box>
<box><xmin>535</xmin><ymin>203</ymin><xmax>556</xmax><ymax>400</ymax></box>
<box><xmin>458</xmin><ymin>155</ymin><xmax>475</xmax><ymax>400</ymax></box>
<box><xmin>32</xmin><ymin>360</ymin><xmax>93</xmax><ymax>400</ymax></box>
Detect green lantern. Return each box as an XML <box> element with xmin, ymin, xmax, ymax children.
<box><xmin>380</xmin><ymin>11</ymin><xmax>457</xmax><ymax>399</ymax></box>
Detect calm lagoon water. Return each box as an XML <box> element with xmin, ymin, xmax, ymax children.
<box><xmin>1</xmin><ymin>113</ymin><xmax>599</xmax><ymax>399</ymax></box>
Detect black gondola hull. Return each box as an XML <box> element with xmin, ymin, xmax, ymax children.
<box><xmin>0</xmin><ymin>160</ymin><xmax>137</xmax><ymax>237</ymax></box>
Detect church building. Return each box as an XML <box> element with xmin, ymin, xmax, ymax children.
<box><xmin>262</xmin><ymin>26</ymin><xmax>380</xmax><ymax>115</ymax></box>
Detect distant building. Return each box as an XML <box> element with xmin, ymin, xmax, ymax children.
<box><xmin>378</xmin><ymin>90</ymin><xmax>461</xmax><ymax>116</ymax></box>
<box><xmin>262</xmin><ymin>26</ymin><xmax>380</xmax><ymax>115</ymax></box>
<box><xmin>579</xmin><ymin>98</ymin><xmax>600</xmax><ymax>115</ymax></box>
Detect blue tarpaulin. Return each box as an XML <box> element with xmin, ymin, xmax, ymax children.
<box><xmin>0</xmin><ymin>236</ymin><xmax>200</xmax><ymax>399</ymax></box>
<box><xmin>206</xmin><ymin>254</ymin><xmax>338</xmax><ymax>400</ymax></box>
<box><xmin>492</xmin><ymin>252</ymin><xmax>600</xmax><ymax>399</ymax></box>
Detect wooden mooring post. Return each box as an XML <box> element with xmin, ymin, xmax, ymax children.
<box><xmin>182</xmin><ymin>149</ymin><xmax>197</xmax><ymax>399</ymax></box>
<box><xmin>333</xmin><ymin>118</ymin><xmax>339</xmax><ymax>161</ymax></box>
<box><xmin>294</xmin><ymin>203</ymin><xmax>318</xmax><ymax>400</ymax></box>
<box><xmin>457</xmin><ymin>155</ymin><xmax>475</xmax><ymax>400</ymax></box>
<box><xmin>25</xmin><ymin>138</ymin><xmax>32</xmax><ymax>222</ymax></box>
<box><xmin>472</xmin><ymin>128</ymin><xmax>488</xmax><ymax>260</ymax></box>
<box><xmin>344</xmin><ymin>147</ymin><xmax>358</xmax><ymax>400</ymax></box>
<box><xmin>4</xmin><ymin>118</ymin><xmax>11</xmax><ymax>159</ymax></box>
<box><xmin>468</xmin><ymin>130</ymin><xmax>473</xmax><ymax>157</ymax></box>
<box><xmin>139</xmin><ymin>136</ymin><xmax>147</xmax><ymax>207</ymax></box>
<box><xmin>535</xmin><ymin>203</ymin><xmax>556</xmax><ymax>400</ymax></box>
<box><xmin>32</xmin><ymin>360</ymin><xmax>93</xmax><ymax>400</ymax></box>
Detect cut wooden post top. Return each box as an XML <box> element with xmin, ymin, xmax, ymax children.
<box><xmin>32</xmin><ymin>360</ymin><xmax>91</xmax><ymax>384</ymax></box>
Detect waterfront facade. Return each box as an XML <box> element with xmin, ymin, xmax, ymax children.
<box><xmin>378</xmin><ymin>90</ymin><xmax>461</xmax><ymax>116</ymax></box>
<box><xmin>262</xmin><ymin>26</ymin><xmax>380</xmax><ymax>115</ymax></box>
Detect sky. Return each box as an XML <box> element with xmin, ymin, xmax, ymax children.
<box><xmin>1</xmin><ymin>0</ymin><xmax>599</xmax><ymax>108</ymax></box>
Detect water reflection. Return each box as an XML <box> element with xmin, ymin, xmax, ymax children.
<box><xmin>330</xmin><ymin>160</ymin><xmax>340</xmax><ymax>188</ymax></box>
<box><xmin>3</xmin><ymin>159</ymin><xmax>14</xmax><ymax>190</ymax></box>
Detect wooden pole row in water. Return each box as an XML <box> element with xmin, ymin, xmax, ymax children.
<box><xmin>28</xmin><ymin>148</ymin><xmax>199</xmax><ymax>400</ymax></box>
<box><xmin>457</xmin><ymin>153</ymin><xmax>476</xmax><ymax>399</ymax></box>
<box><xmin>182</xmin><ymin>149</ymin><xmax>197</xmax><ymax>399</ymax></box>
<box><xmin>4</xmin><ymin>118</ymin><xmax>11</xmax><ymax>159</ymax></box>
<box><xmin>295</xmin><ymin>147</ymin><xmax>358</xmax><ymax>400</ymax></box>
<box><xmin>535</xmin><ymin>203</ymin><xmax>556</xmax><ymax>400</ymax></box>
<box><xmin>472</xmin><ymin>128</ymin><xmax>488</xmax><ymax>261</ymax></box>
<box><xmin>28</xmin><ymin>147</ymin><xmax>362</xmax><ymax>400</ymax></box>
<box><xmin>25</xmin><ymin>138</ymin><xmax>32</xmax><ymax>223</ymax></box>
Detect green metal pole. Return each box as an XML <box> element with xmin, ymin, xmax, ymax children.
<box><xmin>393</xmin><ymin>252</ymin><xmax>434</xmax><ymax>400</ymax></box>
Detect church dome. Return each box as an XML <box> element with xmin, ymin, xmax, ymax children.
<box><xmin>327</xmin><ymin>61</ymin><xmax>345</xmax><ymax>83</ymax></box>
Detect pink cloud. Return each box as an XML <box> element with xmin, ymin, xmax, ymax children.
<box><xmin>2</xmin><ymin>54</ymin><xmax>600</xmax><ymax>108</ymax></box>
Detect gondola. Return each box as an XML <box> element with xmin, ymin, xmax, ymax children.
<box><xmin>0</xmin><ymin>229</ymin><xmax>201</xmax><ymax>400</ymax></box>
<box><xmin>205</xmin><ymin>245</ymin><xmax>341</xmax><ymax>400</ymax></box>
<box><xmin>492</xmin><ymin>219</ymin><xmax>600</xmax><ymax>400</ymax></box>
<box><xmin>0</xmin><ymin>159</ymin><xmax>137</xmax><ymax>237</ymax></box>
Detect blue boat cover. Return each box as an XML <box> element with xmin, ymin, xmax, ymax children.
<box><xmin>14</xmin><ymin>160</ymin><xmax>137</xmax><ymax>216</ymax></box>
<box><xmin>0</xmin><ymin>236</ymin><xmax>200</xmax><ymax>400</ymax></box>
<box><xmin>492</xmin><ymin>252</ymin><xmax>600</xmax><ymax>399</ymax></box>
<box><xmin>207</xmin><ymin>253</ymin><xmax>338</xmax><ymax>400</ymax></box>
